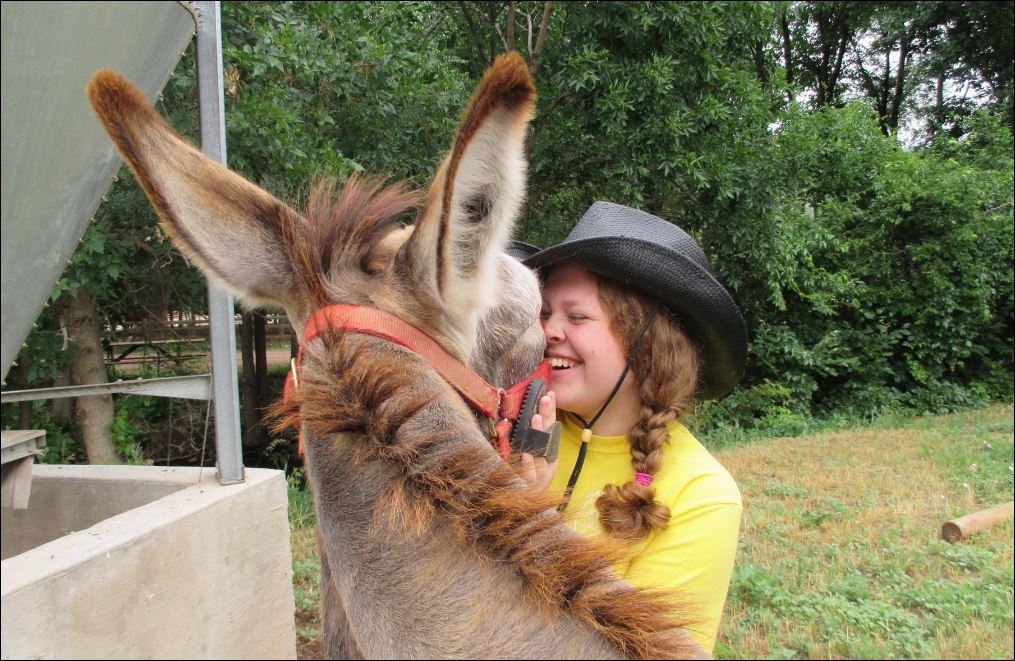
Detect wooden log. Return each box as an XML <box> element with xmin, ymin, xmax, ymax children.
<box><xmin>941</xmin><ymin>501</ymin><xmax>1015</xmax><ymax>542</ymax></box>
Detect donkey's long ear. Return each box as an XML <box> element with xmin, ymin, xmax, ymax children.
<box><xmin>400</xmin><ymin>52</ymin><xmax>535</xmax><ymax>326</ymax></box>
<box><xmin>88</xmin><ymin>71</ymin><xmax>300</xmax><ymax>307</ymax></box>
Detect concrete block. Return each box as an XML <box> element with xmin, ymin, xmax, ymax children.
<box><xmin>1</xmin><ymin>465</ymin><xmax>296</xmax><ymax>659</ymax></box>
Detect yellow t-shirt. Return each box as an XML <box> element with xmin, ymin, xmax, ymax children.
<box><xmin>550</xmin><ymin>413</ymin><xmax>742</xmax><ymax>653</ymax></box>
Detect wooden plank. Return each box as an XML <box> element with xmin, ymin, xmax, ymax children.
<box><xmin>1</xmin><ymin>429</ymin><xmax>46</xmax><ymax>450</ymax></box>
<box><xmin>107</xmin><ymin>338</ymin><xmax>204</xmax><ymax>346</ymax></box>
<box><xmin>1</xmin><ymin>374</ymin><xmax>211</xmax><ymax>403</ymax></box>
<box><xmin>1</xmin><ymin>456</ymin><xmax>36</xmax><ymax>509</ymax></box>
<box><xmin>1</xmin><ymin>430</ymin><xmax>46</xmax><ymax>467</ymax></box>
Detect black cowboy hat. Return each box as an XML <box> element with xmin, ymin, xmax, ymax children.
<box><xmin>506</xmin><ymin>240</ymin><xmax>540</xmax><ymax>261</ymax></box>
<box><xmin>522</xmin><ymin>201</ymin><xmax>747</xmax><ymax>400</ymax></box>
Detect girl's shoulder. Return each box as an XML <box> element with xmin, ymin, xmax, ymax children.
<box><xmin>655</xmin><ymin>421</ymin><xmax>742</xmax><ymax>509</ymax></box>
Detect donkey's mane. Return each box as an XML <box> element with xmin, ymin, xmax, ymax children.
<box><xmin>281</xmin><ymin>175</ymin><xmax>420</xmax><ymax>307</ymax></box>
<box><xmin>89</xmin><ymin>53</ymin><xmax>706</xmax><ymax>658</ymax></box>
<box><xmin>276</xmin><ymin>331</ymin><xmax>700</xmax><ymax>660</ymax></box>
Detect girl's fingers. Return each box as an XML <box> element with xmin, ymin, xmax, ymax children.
<box><xmin>539</xmin><ymin>391</ymin><xmax>556</xmax><ymax>426</ymax></box>
<box><xmin>519</xmin><ymin>452</ymin><xmax>537</xmax><ymax>488</ymax></box>
<box><xmin>519</xmin><ymin>453</ymin><xmax>557</xmax><ymax>491</ymax></box>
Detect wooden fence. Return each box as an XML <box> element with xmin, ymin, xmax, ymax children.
<box><xmin>102</xmin><ymin>312</ymin><xmax>293</xmax><ymax>367</ymax></box>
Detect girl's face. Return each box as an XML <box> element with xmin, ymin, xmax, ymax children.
<box><xmin>540</xmin><ymin>263</ymin><xmax>639</xmax><ymax>423</ymax></box>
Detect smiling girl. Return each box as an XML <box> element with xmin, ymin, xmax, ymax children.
<box><xmin>518</xmin><ymin>201</ymin><xmax>748</xmax><ymax>653</ymax></box>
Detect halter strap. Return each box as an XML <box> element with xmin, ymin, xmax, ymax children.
<box><xmin>304</xmin><ymin>305</ymin><xmax>513</xmax><ymax>417</ymax></box>
<box><xmin>286</xmin><ymin>304</ymin><xmax>537</xmax><ymax>458</ymax></box>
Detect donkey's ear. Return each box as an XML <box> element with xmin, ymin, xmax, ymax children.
<box><xmin>400</xmin><ymin>52</ymin><xmax>535</xmax><ymax>322</ymax></box>
<box><xmin>88</xmin><ymin>71</ymin><xmax>300</xmax><ymax>307</ymax></box>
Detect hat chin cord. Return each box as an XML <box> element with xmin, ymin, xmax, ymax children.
<box><xmin>557</xmin><ymin>304</ymin><xmax>659</xmax><ymax>511</ymax></box>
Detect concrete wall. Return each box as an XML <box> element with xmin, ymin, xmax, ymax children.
<box><xmin>2</xmin><ymin>466</ymin><xmax>188</xmax><ymax>559</ymax></box>
<box><xmin>1</xmin><ymin>465</ymin><xmax>296</xmax><ymax>659</ymax></box>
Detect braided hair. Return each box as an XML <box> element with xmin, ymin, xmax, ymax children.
<box><xmin>593</xmin><ymin>275</ymin><xmax>701</xmax><ymax>540</ymax></box>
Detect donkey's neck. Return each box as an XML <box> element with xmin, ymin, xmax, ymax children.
<box><xmin>294</xmin><ymin>332</ymin><xmax>706</xmax><ymax>659</ymax></box>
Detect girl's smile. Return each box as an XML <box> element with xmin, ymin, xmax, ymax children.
<box><xmin>540</xmin><ymin>263</ymin><xmax>640</xmax><ymax>434</ymax></box>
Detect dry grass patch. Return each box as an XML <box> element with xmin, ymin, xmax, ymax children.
<box><xmin>713</xmin><ymin>404</ymin><xmax>1013</xmax><ymax>659</ymax></box>
<box><xmin>287</xmin><ymin>405</ymin><xmax>1013</xmax><ymax>659</ymax></box>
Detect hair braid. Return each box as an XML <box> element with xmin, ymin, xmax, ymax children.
<box><xmin>593</xmin><ymin>276</ymin><xmax>700</xmax><ymax>540</ymax></box>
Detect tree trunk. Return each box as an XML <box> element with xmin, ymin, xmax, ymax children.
<box><xmin>934</xmin><ymin>72</ymin><xmax>945</xmax><ymax>129</ymax></box>
<box><xmin>887</xmin><ymin>32</ymin><xmax>911</xmax><ymax>134</ymax></box>
<box><xmin>240</xmin><ymin>311</ymin><xmax>261</xmax><ymax>448</ymax></box>
<box><xmin>254</xmin><ymin>312</ymin><xmax>269</xmax><ymax>407</ymax></box>
<box><xmin>753</xmin><ymin>39</ymin><xmax>769</xmax><ymax>86</ymax></box>
<box><xmin>828</xmin><ymin>25</ymin><xmax>849</xmax><ymax>103</ymax></box>
<box><xmin>51</xmin><ymin>368</ymin><xmax>72</xmax><ymax>423</ymax></box>
<box><xmin>521</xmin><ymin>1</ymin><xmax>554</xmax><ymax>180</ymax></box>
<box><xmin>877</xmin><ymin>49</ymin><xmax>892</xmax><ymax>134</ymax></box>
<box><xmin>506</xmin><ymin>1</ymin><xmax>516</xmax><ymax>50</ymax></box>
<box><xmin>815</xmin><ymin>12</ymin><xmax>831</xmax><ymax>107</ymax></box>
<box><xmin>16</xmin><ymin>360</ymin><xmax>32</xmax><ymax>429</ymax></box>
<box><xmin>780</xmin><ymin>10</ymin><xmax>793</xmax><ymax>97</ymax></box>
<box><xmin>62</xmin><ymin>288</ymin><xmax>120</xmax><ymax>464</ymax></box>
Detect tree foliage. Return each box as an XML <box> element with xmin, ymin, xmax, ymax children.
<box><xmin>4</xmin><ymin>0</ymin><xmax>1012</xmax><ymax>462</ymax></box>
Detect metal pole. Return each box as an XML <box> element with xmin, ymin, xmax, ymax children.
<box><xmin>0</xmin><ymin>374</ymin><xmax>212</xmax><ymax>403</ymax></box>
<box><xmin>194</xmin><ymin>0</ymin><xmax>243</xmax><ymax>484</ymax></box>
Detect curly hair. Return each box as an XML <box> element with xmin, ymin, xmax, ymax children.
<box><xmin>592</xmin><ymin>275</ymin><xmax>701</xmax><ymax>540</ymax></box>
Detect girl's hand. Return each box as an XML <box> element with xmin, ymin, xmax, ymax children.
<box><xmin>519</xmin><ymin>391</ymin><xmax>558</xmax><ymax>490</ymax></box>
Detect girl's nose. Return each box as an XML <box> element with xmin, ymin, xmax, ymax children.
<box><xmin>542</xmin><ymin>312</ymin><xmax>565</xmax><ymax>344</ymax></box>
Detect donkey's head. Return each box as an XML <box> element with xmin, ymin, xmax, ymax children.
<box><xmin>87</xmin><ymin>52</ymin><xmax>541</xmax><ymax>387</ymax></box>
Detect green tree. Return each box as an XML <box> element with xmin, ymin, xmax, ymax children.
<box><xmin>7</xmin><ymin>0</ymin><xmax>1011</xmax><ymax>460</ymax></box>
<box><xmin>780</xmin><ymin>1</ymin><xmax>1014</xmax><ymax>138</ymax></box>
<box><xmin>779</xmin><ymin>1</ymin><xmax>874</xmax><ymax>109</ymax></box>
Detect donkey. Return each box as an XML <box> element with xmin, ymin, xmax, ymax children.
<box><xmin>87</xmin><ymin>52</ymin><xmax>707</xmax><ymax>659</ymax></box>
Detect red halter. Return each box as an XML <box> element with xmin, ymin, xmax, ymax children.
<box><xmin>283</xmin><ymin>304</ymin><xmax>552</xmax><ymax>459</ymax></box>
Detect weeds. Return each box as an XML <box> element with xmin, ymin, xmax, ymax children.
<box><xmin>716</xmin><ymin>403</ymin><xmax>1014</xmax><ymax>659</ymax></box>
<box><xmin>282</xmin><ymin>404</ymin><xmax>1014</xmax><ymax>659</ymax></box>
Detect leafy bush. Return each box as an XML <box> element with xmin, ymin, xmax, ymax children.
<box><xmin>709</xmin><ymin>102</ymin><xmax>1014</xmax><ymax>430</ymax></box>
<box><xmin>4</xmin><ymin>2</ymin><xmax>1011</xmax><ymax>462</ymax></box>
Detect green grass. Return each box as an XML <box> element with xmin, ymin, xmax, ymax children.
<box><xmin>287</xmin><ymin>469</ymin><xmax>322</xmax><ymax>658</ymax></box>
<box><xmin>287</xmin><ymin>469</ymin><xmax>316</xmax><ymax>529</ymax></box>
<box><xmin>286</xmin><ymin>403</ymin><xmax>1014</xmax><ymax>659</ymax></box>
<box><xmin>291</xmin><ymin>525</ymin><xmax>322</xmax><ymax>659</ymax></box>
<box><xmin>715</xmin><ymin>403</ymin><xmax>1013</xmax><ymax>659</ymax></box>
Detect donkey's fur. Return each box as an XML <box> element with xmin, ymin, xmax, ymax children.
<box><xmin>88</xmin><ymin>53</ymin><xmax>707</xmax><ymax>659</ymax></box>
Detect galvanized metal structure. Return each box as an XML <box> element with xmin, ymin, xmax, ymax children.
<box><xmin>1</xmin><ymin>374</ymin><xmax>212</xmax><ymax>403</ymax></box>
<box><xmin>1</xmin><ymin>1</ymin><xmax>244</xmax><ymax>483</ymax></box>
<box><xmin>194</xmin><ymin>0</ymin><xmax>244</xmax><ymax>484</ymax></box>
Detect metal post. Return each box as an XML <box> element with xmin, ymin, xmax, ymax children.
<box><xmin>194</xmin><ymin>1</ymin><xmax>243</xmax><ymax>484</ymax></box>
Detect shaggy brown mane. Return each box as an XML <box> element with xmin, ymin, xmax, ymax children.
<box><xmin>275</xmin><ymin>331</ymin><xmax>704</xmax><ymax>660</ymax></box>
<box><xmin>89</xmin><ymin>54</ymin><xmax>709</xmax><ymax>658</ymax></box>
<box><xmin>281</xmin><ymin>176</ymin><xmax>421</xmax><ymax>307</ymax></box>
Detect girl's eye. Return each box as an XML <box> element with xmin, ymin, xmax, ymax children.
<box><xmin>539</xmin><ymin>310</ymin><xmax>551</xmax><ymax>320</ymax></box>
<box><xmin>569</xmin><ymin>314</ymin><xmax>588</xmax><ymax>322</ymax></box>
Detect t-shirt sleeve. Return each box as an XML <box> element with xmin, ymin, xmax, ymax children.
<box><xmin>623</xmin><ymin>473</ymin><xmax>742</xmax><ymax>654</ymax></box>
